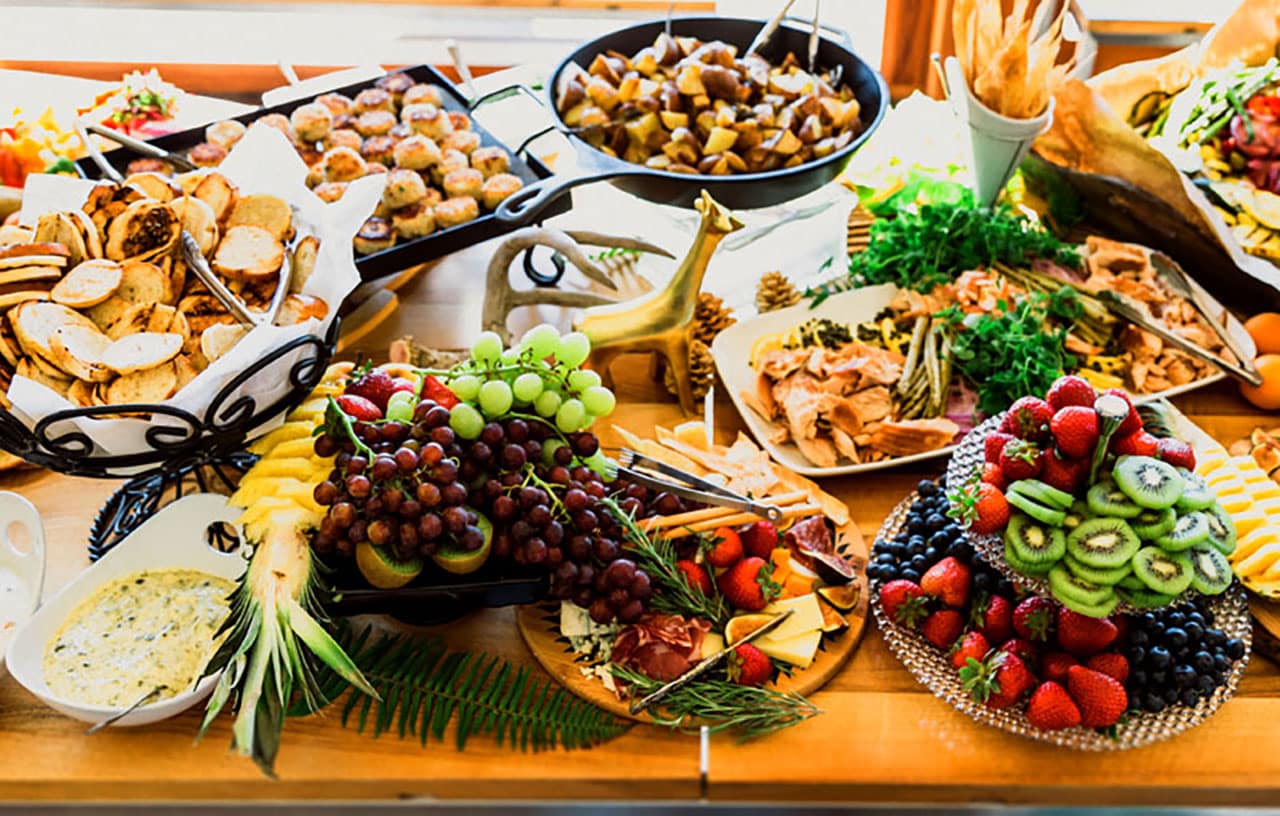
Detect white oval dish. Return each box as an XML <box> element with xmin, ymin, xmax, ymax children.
<box><xmin>0</xmin><ymin>491</ymin><xmax>46</xmax><ymax>676</ymax></box>
<box><xmin>5</xmin><ymin>493</ymin><xmax>244</xmax><ymax>727</ymax></box>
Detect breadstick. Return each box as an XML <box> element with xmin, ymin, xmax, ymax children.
<box><xmin>638</xmin><ymin>491</ymin><xmax>810</xmax><ymax>531</ymax></box>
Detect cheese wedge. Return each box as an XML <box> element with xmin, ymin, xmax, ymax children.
<box><xmin>760</xmin><ymin>593</ymin><xmax>824</xmax><ymax>642</ymax></box>
<box><xmin>755</xmin><ymin>629</ymin><xmax>821</xmax><ymax>668</ymax></box>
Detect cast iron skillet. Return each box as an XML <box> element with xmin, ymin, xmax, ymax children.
<box><xmin>495</xmin><ymin>15</ymin><xmax>889</xmax><ymax>223</ymax></box>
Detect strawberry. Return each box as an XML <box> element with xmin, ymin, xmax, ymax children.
<box><xmin>997</xmin><ymin>636</ymin><xmax>1039</xmax><ymax>670</ymax></box>
<box><xmin>1086</xmin><ymin>652</ymin><xmax>1130</xmax><ymax>684</ymax></box>
<box><xmin>1110</xmin><ymin>430</ymin><xmax>1158</xmax><ymax>457</ymax></box>
<box><xmin>970</xmin><ymin>593</ymin><xmax>1012</xmax><ymax>644</ymax></box>
<box><xmin>961</xmin><ymin>651</ymin><xmax>1035</xmax><ymax>709</ymax></box>
<box><xmin>1040</xmin><ymin>448</ymin><xmax>1088</xmax><ymax>494</ymax></box>
<box><xmin>920</xmin><ymin>557</ymin><xmax>971</xmax><ymax>608</ymax></box>
<box><xmin>1013</xmin><ymin>596</ymin><xmax>1057</xmax><ymax>642</ymax></box>
<box><xmin>705</xmin><ymin>526</ymin><xmax>744</xmax><ymax>569</ymax></box>
<box><xmin>1056</xmin><ymin>608</ymin><xmax>1118</xmax><ymax>656</ymax></box>
<box><xmin>951</xmin><ymin>631</ymin><xmax>991</xmax><ymax>670</ymax></box>
<box><xmin>1067</xmin><ymin>665</ymin><xmax>1129</xmax><ymax>728</ymax></box>
<box><xmin>390</xmin><ymin>377</ymin><xmax>417</xmax><ymax>397</ymax></box>
<box><xmin>1040</xmin><ymin>651</ymin><xmax>1079</xmax><ymax>684</ymax></box>
<box><xmin>878</xmin><ymin>579</ymin><xmax>929</xmax><ymax>628</ymax></box>
<box><xmin>676</xmin><ymin>560</ymin><xmax>712</xmax><ymax>595</ymax></box>
<box><xmin>346</xmin><ymin>368</ymin><xmax>398</xmax><ymax>410</ymax></box>
<box><xmin>421</xmin><ymin>375</ymin><xmax>460</xmax><ymax>409</ymax></box>
<box><xmin>1102</xmin><ymin>388</ymin><xmax>1142</xmax><ymax>438</ymax></box>
<box><xmin>726</xmin><ymin>643</ymin><xmax>772</xmax><ymax>686</ymax></box>
<box><xmin>948</xmin><ymin>478</ymin><xmax>1011</xmax><ymax>536</ymax></box>
<box><xmin>985</xmin><ymin>431</ymin><xmax>1016</xmax><ymax>464</ymax></box>
<box><xmin>1046</xmin><ymin>375</ymin><xmax>1097</xmax><ymax>411</ymax></box>
<box><xmin>980</xmin><ymin>462</ymin><xmax>1008</xmax><ymax>491</ymax></box>
<box><xmin>335</xmin><ymin>393</ymin><xmax>383</xmax><ymax>421</ymax></box>
<box><xmin>1050</xmin><ymin>406</ymin><xmax>1099</xmax><ymax>459</ymax></box>
<box><xmin>1156</xmin><ymin>437</ymin><xmax>1196</xmax><ymax>470</ymax></box>
<box><xmin>1000</xmin><ymin>396</ymin><xmax>1054</xmax><ymax>442</ymax></box>
<box><xmin>999</xmin><ymin>439</ymin><xmax>1044</xmax><ymax>481</ymax></box>
<box><xmin>922</xmin><ymin>609</ymin><xmax>965</xmax><ymax>650</ymax></box>
<box><xmin>717</xmin><ymin>557</ymin><xmax>780</xmax><ymax>612</ymax></box>
<box><xmin>739</xmin><ymin>520</ymin><xmax>778</xmax><ymax>560</ymax></box>
<box><xmin>1026</xmin><ymin>681</ymin><xmax>1083</xmax><ymax>731</ymax></box>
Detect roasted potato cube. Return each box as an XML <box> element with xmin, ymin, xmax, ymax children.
<box><xmin>676</xmin><ymin>63</ymin><xmax>706</xmax><ymax>96</ymax></box>
<box><xmin>561</xmin><ymin>102</ymin><xmax>588</xmax><ymax>127</ymax></box>
<box><xmin>580</xmin><ymin>106</ymin><xmax>611</xmax><ymax>129</ymax></box>
<box><xmin>752</xmin><ymin>103</ymin><xmax>776</xmax><ymax>128</ymax></box>
<box><xmin>659</xmin><ymin>110</ymin><xmax>690</xmax><ymax>130</ymax></box>
<box><xmin>701</xmin><ymin>65</ymin><xmax>743</xmax><ymax>101</ymax></box>
<box><xmin>660</xmin><ymin>81</ymin><xmax>684</xmax><ymax>112</ymax></box>
<box><xmin>714</xmin><ymin>105</ymin><xmax>737</xmax><ymax>129</ymax></box>
<box><xmin>653</xmin><ymin>33</ymin><xmax>682</xmax><ymax>67</ymax></box>
<box><xmin>690</xmin><ymin>41</ymin><xmax>736</xmax><ymax>68</ymax></box>
<box><xmin>617</xmin><ymin>74</ymin><xmax>642</xmax><ymax>102</ymax></box>
<box><xmin>662</xmin><ymin>131</ymin><xmax>700</xmax><ymax>165</ymax></box>
<box><xmin>589</xmin><ymin>54</ymin><xmax>622</xmax><ymax>85</ymax></box>
<box><xmin>633</xmin><ymin>48</ymin><xmax>659</xmax><ymax>76</ymax></box>
<box><xmin>623</xmin><ymin>143</ymin><xmax>650</xmax><ymax>165</ymax></box>
<box><xmin>791</xmin><ymin>94</ymin><xmax>822</xmax><ymax>119</ymax></box>
<box><xmin>775</xmin><ymin>106</ymin><xmax>796</xmax><ymax>133</ymax></box>
<box><xmin>703</xmin><ymin>126</ymin><xmax>738</xmax><ymax>155</ymax></box>
<box><xmin>694</xmin><ymin>110</ymin><xmax>717</xmax><ymax>138</ymax></box>
<box><xmin>723</xmin><ymin>151</ymin><xmax>747</xmax><ymax>173</ymax></box>
<box><xmin>769</xmin><ymin>71</ymin><xmax>811</xmax><ymax>99</ymax></box>
<box><xmin>811</xmin><ymin>137</ymin><xmax>837</xmax><ymax>159</ymax></box>
<box><xmin>733</xmin><ymin>120</ymin><xmax>763</xmax><ymax>151</ymax></box>
<box><xmin>624</xmin><ymin>112</ymin><xmax>661</xmax><ymax>144</ymax></box>
<box><xmin>586</xmin><ymin>76</ymin><xmax>621</xmax><ymax>111</ymax></box>
<box><xmin>691</xmin><ymin>94</ymin><xmax>711</xmax><ymax>110</ymax></box>
<box><xmin>645</xmin><ymin>154</ymin><xmax>673</xmax><ymax>170</ymax></box>
<box><xmin>797</xmin><ymin>114</ymin><xmax>824</xmax><ymax>144</ymax></box>
<box><xmin>739</xmin><ymin>55</ymin><xmax>771</xmax><ymax>89</ymax></box>
<box><xmin>769</xmin><ymin>128</ymin><xmax>803</xmax><ymax>155</ymax></box>
<box><xmin>669</xmin><ymin>162</ymin><xmax>699</xmax><ymax>174</ymax></box>
<box><xmin>833</xmin><ymin>130</ymin><xmax>855</xmax><ymax>150</ymax></box>
<box><xmin>557</xmin><ymin>77</ymin><xmax>586</xmax><ymax>113</ymax></box>
<box><xmin>783</xmin><ymin>154</ymin><xmax>804</xmax><ymax>168</ymax></box>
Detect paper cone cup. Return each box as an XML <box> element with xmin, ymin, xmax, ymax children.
<box><xmin>945</xmin><ymin>56</ymin><xmax>1054</xmax><ymax>207</ymax></box>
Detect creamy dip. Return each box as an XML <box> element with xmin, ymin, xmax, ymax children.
<box><xmin>44</xmin><ymin>568</ymin><xmax>233</xmax><ymax>707</ymax></box>
<box><xmin>0</xmin><ymin>566</ymin><xmax>30</xmax><ymax>656</ymax></box>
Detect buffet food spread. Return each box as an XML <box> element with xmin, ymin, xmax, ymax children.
<box><xmin>9</xmin><ymin>0</ymin><xmax>1280</xmax><ymax>804</ymax></box>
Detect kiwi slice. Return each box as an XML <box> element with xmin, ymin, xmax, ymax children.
<box><xmin>1188</xmin><ymin>545</ymin><xmax>1233</xmax><ymax>595</ymax></box>
<box><xmin>1049</xmin><ymin>564</ymin><xmax>1114</xmax><ymax>606</ymax></box>
<box><xmin>1131</xmin><ymin>507</ymin><xmax>1177</xmax><ymax>540</ymax></box>
<box><xmin>1067</xmin><ymin>517</ymin><xmax>1141</xmax><ymax>569</ymax></box>
<box><xmin>1175</xmin><ymin>469</ymin><xmax>1215</xmax><ymax>512</ymax></box>
<box><xmin>1005</xmin><ymin>514</ymin><xmax>1067</xmax><ymax>566</ymax></box>
<box><xmin>1132</xmin><ymin>546</ymin><xmax>1194</xmax><ymax>595</ymax></box>
<box><xmin>1154</xmin><ymin>511</ymin><xmax>1211</xmax><ymax>552</ymax></box>
<box><xmin>1008</xmin><ymin>479</ymin><xmax>1076</xmax><ymax>511</ymax></box>
<box><xmin>1064</xmin><ymin>554</ymin><xmax>1130</xmax><ymax>586</ymax></box>
<box><xmin>1087</xmin><ymin>481</ymin><xmax>1143</xmax><ymax>519</ymax></box>
<box><xmin>1116</xmin><ymin>587</ymin><xmax>1176</xmax><ymax>609</ymax></box>
<box><xmin>1118</xmin><ymin>573</ymin><xmax>1148</xmax><ymax>591</ymax></box>
<box><xmin>1006</xmin><ymin>490</ymin><xmax>1068</xmax><ymax>527</ymax></box>
<box><xmin>1113</xmin><ymin>455</ymin><xmax>1184</xmax><ymax>510</ymax></box>
<box><xmin>1055</xmin><ymin>589</ymin><xmax>1120</xmax><ymax>618</ymax></box>
<box><xmin>1004</xmin><ymin>541</ymin><xmax>1052</xmax><ymax>577</ymax></box>
<box><xmin>1063</xmin><ymin>500</ymin><xmax>1089</xmax><ymax>531</ymax></box>
<box><xmin>1204</xmin><ymin>503</ymin><xmax>1238</xmax><ymax>556</ymax></box>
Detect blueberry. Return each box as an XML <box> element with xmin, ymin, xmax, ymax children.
<box><xmin>954</xmin><ymin>542</ymin><xmax>976</xmax><ymax>562</ymax></box>
<box><xmin>1130</xmin><ymin>668</ymin><xmax>1148</xmax><ymax>687</ymax></box>
<box><xmin>925</xmin><ymin>513</ymin><xmax>947</xmax><ymax>531</ymax></box>
<box><xmin>1165</xmin><ymin>627</ymin><xmax>1188</xmax><ymax>649</ymax></box>
<box><xmin>1212</xmin><ymin>669</ymin><xmax>1227</xmax><ymax>685</ymax></box>
<box><xmin>876</xmin><ymin>552</ymin><xmax>895</xmax><ymax>564</ymax></box>
<box><xmin>1184</xmin><ymin>621</ymin><xmax>1204</xmax><ymax>640</ymax></box>
<box><xmin>1164</xmin><ymin>688</ymin><xmax>1180</xmax><ymax>704</ymax></box>
<box><xmin>1129</xmin><ymin>645</ymin><xmax>1147</xmax><ymax>664</ymax></box>
<box><xmin>1179</xmin><ymin>688</ymin><xmax>1200</xmax><ymax>707</ymax></box>
<box><xmin>1149</xmin><ymin>645</ymin><xmax>1171</xmax><ymax>669</ymax></box>
<box><xmin>908</xmin><ymin>534</ymin><xmax>927</xmax><ymax>551</ymax></box>
<box><xmin>1193</xmin><ymin>651</ymin><xmax>1214</xmax><ymax>673</ymax></box>
<box><xmin>1213</xmin><ymin>654</ymin><xmax>1230</xmax><ymax>673</ymax></box>
<box><xmin>997</xmin><ymin>579</ymin><xmax>1016</xmax><ymax>598</ymax></box>
<box><xmin>928</xmin><ymin>530</ymin><xmax>951</xmax><ymax>548</ymax></box>
<box><xmin>973</xmin><ymin>573</ymin><xmax>992</xmax><ymax>593</ymax></box>
<box><xmin>1144</xmin><ymin>694</ymin><xmax>1166</xmax><ymax>713</ymax></box>
<box><xmin>909</xmin><ymin>554</ymin><xmax>928</xmax><ymax>569</ymax></box>
<box><xmin>1139</xmin><ymin>612</ymin><xmax>1158</xmax><ymax>630</ymax></box>
<box><xmin>923</xmin><ymin>546</ymin><xmax>940</xmax><ymax>563</ymax></box>
<box><xmin>1205</xmin><ymin>629</ymin><xmax>1226</xmax><ymax>648</ymax></box>
<box><xmin>1187</xmin><ymin>610</ymin><xmax>1206</xmax><ymax>627</ymax></box>
<box><xmin>1173</xmin><ymin>664</ymin><xmax>1196</xmax><ymax>687</ymax></box>
<box><xmin>1129</xmin><ymin>630</ymin><xmax>1149</xmax><ymax>648</ymax></box>
<box><xmin>1196</xmin><ymin>675</ymin><xmax>1217</xmax><ymax>694</ymax></box>
<box><xmin>1166</xmin><ymin>611</ymin><xmax>1186</xmax><ymax>628</ymax></box>
<box><xmin>945</xmin><ymin>540</ymin><xmax>968</xmax><ymax>559</ymax></box>
<box><xmin>1226</xmin><ymin>638</ymin><xmax>1246</xmax><ymax>660</ymax></box>
<box><xmin>1150</xmin><ymin>670</ymin><xmax>1167</xmax><ymax>685</ymax></box>
<box><xmin>908</xmin><ymin>519</ymin><xmax>927</xmax><ymax>535</ymax></box>
<box><xmin>942</xmin><ymin>523</ymin><xmax>963</xmax><ymax>540</ymax></box>
<box><xmin>918</xmin><ymin>480</ymin><xmax>939</xmax><ymax>497</ymax></box>
<box><xmin>894</xmin><ymin>532</ymin><xmax>911</xmax><ymax>545</ymax></box>
<box><xmin>901</xmin><ymin>568</ymin><xmax>921</xmax><ymax>583</ymax></box>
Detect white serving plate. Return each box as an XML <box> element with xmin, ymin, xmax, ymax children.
<box><xmin>0</xmin><ymin>492</ymin><xmax>45</xmax><ymax>676</ymax></box>
<box><xmin>712</xmin><ymin>283</ymin><xmax>1256</xmax><ymax>478</ymax></box>
<box><xmin>6</xmin><ymin>493</ymin><xmax>244</xmax><ymax>727</ymax></box>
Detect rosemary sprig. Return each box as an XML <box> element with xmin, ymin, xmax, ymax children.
<box><xmin>601</xmin><ymin>498</ymin><xmax>727</xmax><ymax>627</ymax></box>
<box><xmin>609</xmin><ymin>664</ymin><xmax>819</xmax><ymax>741</ymax></box>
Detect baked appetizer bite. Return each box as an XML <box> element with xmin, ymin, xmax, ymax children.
<box><xmin>434</xmin><ymin>195</ymin><xmax>480</xmax><ymax>228</ymax></box>
<box><xmin>374</xmin><ymin>72</ymin><xmax>415</xmax><ymax>102</ymax></box>
<box><xmin>402</xmin><ymin>104</ymin><xmax>453</xmax><ymax>140</ymax></box>
<box><xmin>441</xmin><ymin>129</ymin><xmax>481</xmax><ymax>155</ymax></box>
<box><xmin>448</xmin><ymin>111</ymin><xmax>472</xmax><ymax>132</ymax></box>
<box><xmin>314</xmin><ymin>93</ymin><xmax>353</xmax><ymax>117</ymax></box>
<box><xmin>482</xmin><ymin>172</ymin><xmax>524</xmax><ymax>210</ymax></box>
<box><xmin>383</xmin><ymin>168</ymin><xmax>428</xmax><ymax>209</ymax></box>
<box><xmin>360</xmin><ymin>135</ymin><xmax>397</xmax><ymax>166</ymax></box>
<box><xmin>188</xmin><ymin>142</ymin><xmax>228</xmax><ymax>168</ymax></box>
<box><xmin>469</xmin><ymin>146</ymin><xmax>510</xmax><ymax>178</ymax></box>
<box><xmin>354</xmin><ymin>216</ymin><xmax>395</xmax><ymax>254</ymax></box>
<box><xmin>104</xmin><ymin>201</ymin><xmax>181</xmax><ymax>261</ymax></box>
<box><xmin>125</xmin><ymin>172</ymin><xmax>180</xmax><ymax>203</ymax></box>
<box><xmin>205</xmin><ymin>119</ymin><xmax>247</xmax><ymax>150</ymax></box>
<box><xmin>403</xmin><ymin>83</ymin><xmax>443</xmax><ymax>107</ymax></box>
<box><xmin>126</xmin><ymin>158</ymin><xmax>171</xmax><ymax>176</ymax></box>
<box><xmin>391</xmin><ymin>201</ymin><xmax>436</xmax><ymax>239</ymax></box>
<box><xmin>355</xmin><ymin>110</ymin><xmax>396</xmax><ymax>138</ymax></box>
<box><xmin>432</xmin><ymin>148</ymin><xmax>469</xmax><ymax>184</ymax></box>
<box><xmin>392</xmin><ymin>135</ymin><xmax>441</xmax><ymax>171</ymax></box>
<box><xmin>353</xmin><ymin>87</ymin><xmax>394</xmax><ymax>114</ymax></box>
<box><xmin>252</xmin><ymin>113</ymin><xmax>295</xmax><ymax>141</ymax></box>
<box><xmin>442</xmin><ymin>167</ymin><xmax>484</xmax><ymax>200</ymax></box>
<box><xmin>327</xmin><ymin>128</ymin><xmax>363</xmax><ymax>152</ymax></box>
<box><xmin>321</xmin><ymin>146</ymin><xmax>367</xmax><ymax>183</ymax></box>
<box><xmin>290</xmin><ymin>102</ymin><xmax>333</xmax><ymax>143</ymax></box>
<box><xmin>332</xmin><ymin>112</ymin><xmax>356</xmax><ymax>131</ymax></box>
<box><xmin>388</xmin><ymin>122</ymin><xmax>412</xmax><ymax>141</ymax></box>
<box><xmin>364</xmin><ymin>163</ymin><xmax>388</xmax><ymax>176</ymax></box>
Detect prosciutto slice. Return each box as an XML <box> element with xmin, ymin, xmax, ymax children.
<box><xmin>612</xmin><ymin>614</ymin><xmax>712</xmax><ymax>683</ymax></box>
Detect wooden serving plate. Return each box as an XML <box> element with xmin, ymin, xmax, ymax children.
<box><xmin>516</xmin><ymin>521</ymin><xmax>870</xmax><ymax>723</ymax></box>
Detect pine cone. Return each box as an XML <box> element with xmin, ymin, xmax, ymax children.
<box><xmin>692</xmin><ymin>292</ymin><xmax>735</xmax><ymax>346</ymax></box>
<box><xmin>664</xmin><ymin>339</ymin><xmax>716</xmax><ymax>402</ymax></box>
<box><xmin>755</xmin><ymin>271</ymin><xmax>801</xmax><ymax>313</ymax></box>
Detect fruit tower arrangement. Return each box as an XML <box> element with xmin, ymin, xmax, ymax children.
<box><xmin>951</xmin><ymin>375</ymin><xmax>1238</xmax><ymax>616</ymax></box>
<box><xmin>872</xmin><ymin>485</ymin><xmax>1248</xmax><ymax>732</ymax></box>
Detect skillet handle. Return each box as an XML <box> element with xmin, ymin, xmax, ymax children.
<box><xmin>494</xmin><ymin>169</ymin><xmax>641</xmax><ymax>225</ymax></box>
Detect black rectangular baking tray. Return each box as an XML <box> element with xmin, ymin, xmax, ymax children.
<box><xmin>75</xmin><ymin>63</ymin><xmax>570</xmax><ymax>280</ymax></box>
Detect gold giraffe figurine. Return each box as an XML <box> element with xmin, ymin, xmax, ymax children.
<box><xmin>574</xmin><ymin>191</ymin><xmax>744</xmax><ymax>415</ymax></box>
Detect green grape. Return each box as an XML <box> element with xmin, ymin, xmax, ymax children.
<box><xmin>519</xmin><ymin>323</ymin><xmax>561</xmax><ymax>359</ymax></box>
<box><xmin>534</xmin><ymin>389</ymin><xmax>562</xmax><ymax>418</ymax></box>
<box><xmin>449</xmin><ymin>374</ymin><xmax>481</xmax><ymax>402</ymax></box>
<box><xmin>581</xmin><ymin>385</ymin><xmax>616</xmax><ymax>417</ymax></box>
<box><xmin>500</xmin><ymin>348</ymin><xmax>521</xmax><ymax>366</ymax></box>
<box><xmin>449</xmin><ymin>403</ymin><xmax>484</xmax><ymax>439</ymax></box>
<box><xmin>385</xmin><ymin>391</ymin><xmax>416</xmax><ymax>423</ymax></box>
<box><xmin>555</xmin><ymin>398</ymin><xmax>586</xmax><ymax>433</ymax></box>
<box><xmin>566</xmin><ymin>369</ymin><xmax>601</xmax><ymax>392</ymax></box>
<box><xmin>556</xmin><ymin>332</ymin><xmax>591</xmax><ymax>368</ymax></box>
<box><xmin>512</xmin><ymin>372</ymin><xmax>543</xmax><ymax>404</ymax></box>
<box><xmin>478</xmin><ymin>380</ymin><xmax>514</xmax><ymax>418</ymax></box>
<box><xmin>471</xmin><ymin>331</ymin><xmax>504</xmax><ymax>365</ymax></box>
<box><xmin>583</xmin><ymin>451</ymin><xmax>616</xmax><ymax>480</ymax></box>
<box><xmin>541</xmin><ymin>439</ymin><xmax>567</xmax><ymax>467</ymax></box>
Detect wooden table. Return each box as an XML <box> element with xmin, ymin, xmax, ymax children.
<box><xmin>3</xmin><ymin>258</ymin><xmax>1280</xmax><ymax>805</ymax></box>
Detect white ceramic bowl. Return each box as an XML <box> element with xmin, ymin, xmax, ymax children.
<box><xmin>0</xmin><ymin>491</ymin><xmax>46</xmax><ymax>676</ymax></box>
<box><xmin>5</xmin><ymin>493</ymin><xmax>245</xmax><ymax>727</ymax></box>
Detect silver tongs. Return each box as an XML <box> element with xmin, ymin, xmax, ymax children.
<box><xmin>616</xmin><ymin>448</ymin><xmax>782</xmax><ymax>522</ymax></box>
<box><xmin>74</xmin><ymin>118</ymin><xmax>124</xmax><ymax>184</ymax></box>
<box><xmin>1149</xmin><ymin>252</ymin><xmax>1262</xmax><ymax>382</ymax></box>
<box><xmin>182</xmin><ymin>233</ymin><xmax>292</xmax><ymax>327</ymax></box>
<box><xmin>1096</xmin><ymin>289</ymin><xmax>1264</xmax><ymax>386</ymax></box>
<box><xmin>83</xmin><ymin>121</ymin><xmax>197</xmax><ymax>172</ymax></box>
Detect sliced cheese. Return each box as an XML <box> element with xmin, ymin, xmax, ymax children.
<box><xmin>760</xmin><ymin>593</ymin><xmax>824</xmax><ymax>642</ymax></box>
<box><xmin>755</xmin><ymin>629</ymin><xmax>821</xmax><ymax>668</ymax></box>
<box><xmin>673</xmin><ymin>419</ymin><xmax>710</xmax><ymax>452</ymax></box>
<box><xmin>560</xmin><ymin>601</ymin><xmax>592</xmax><ymax>638</ymax></box>
<box><xmin>701</xmin><ymin>631</ymin><xmax>725</xmax><ymax>659</ymax></box>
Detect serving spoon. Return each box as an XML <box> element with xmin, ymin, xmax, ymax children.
<box><xmin>85</xmin><ymin>684</ymin><xmax>167</xmax><ymax>735</ymax></box>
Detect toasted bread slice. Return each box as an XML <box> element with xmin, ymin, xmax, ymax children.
<box><xmin>125</xmin><ymin>172</ymin><xmax>181</xmax><ymax>203</ymax></box>
<box><xmin>0</xmin><ymin>314</ymin><xmax>20</xmax><ymax>369</ymax></box>
<box><xmin>115</xmin><ymin>259</ymin><xmax>169</xmax><ymax>307</ymax></box>
<box><xmin>0</xmin><ymin>242</ymin><xmax>70</xmax><ymax>269</ymax></box>
<box><xmin>0</xmin><ymin>226</ymin><xmax>33</xmax><ymax>244</ymax></box>
<box><xmin>50</xmin><ymin>258</ymin><xmax>123</xmax><ymax>309</ymax></box>
<box><xmin>178</xmin><ymin>293</ymin><xmax>235</xmax><ymax>334</ymax></box>
<box><xmin>173</xmin><ymin>352</ymin><xmax>202</xmax><ymax>389</ymax></box>
<box><xmin>33</xmin><ymin>213</ymin><xmax>88</xmax><ymax>266</ymax></box>
<box><xmin>83</xmin><ymin>182</ymin><xmax>116</xmax><ymax>215</ymax></box>
<box><xmin>290</xmin><ymin>235</ymin><xmax>320</xmax><ymax>293</ymax></box>
<box><xmin>49</xmin><ymin>324</ymin><xmax>113</xmax><ymax>382</ymax></box>
<box><xmin>67</xmin><ymin>377</ymin><xmax>96</xmax><ymax>408</ymax></box>
<box><xmin>277</xmin><ymin>293</ymin><xmax>328</xmax><ymax>325</ymax></box>
<box><xmin>199</xmin><ymin>323</ymin><xmax>248</xmax><ymax>362</ymax></box>
<box><xmin>102</xmin><ymin>331</ymin><xmax>183</xmax><ymax>375</ymax></box>
<box><xmin>86</xmin><ymin>296</ymin><xmax>132</xmax><ymax>333</ymax></box>
<box><xmin>0</xmin><ymin>266</ymin><xmax>61</xmax><ymax>288</ymax></box>
<box><xmin>108</xmin><ymin>302</ymin><xmax>188</xmax><ymax>341</ymax></box>
<box><xmin>104</xmin><ymin>200</ymin><xmax>180</xmax><ymax>261</ymax></box>
<box><xmin>212</xmin><ymin>225</ymin><xmax>284</xmax><ymax>282</ymax></box>
<box><xmin>66</xmin><ymin>209</ymin><xmax>104</xmax><ymax>261</ymax></box>
<box><xmin>0</xmin><ymin>291</ymin><xmax>50</xmax><ymax>310</ymax></box>
<box><xmin>174</xmin><ymin>171</ymin><xmax>206</xmax><ymax>197</ymax></box>
<box><xmin>192</xmin><ymin>172</ymin><xmax>238</xmax><ymax>224</ymax></box>
<box><xmin>11</xmin><ymin>301</ymin><xmax>99</xmax><ymax>361</ymax></box>
<box><xmin>226</xmin><ymin>194</ymin><xmax>293</xmax><ymax>242</ymax></box>
<box><xmin>175</xmin><ymin>196</ymin><xmax>219</xmax><ymax>256</ymax></box>
<box><xmin>15</xmin><ymin>356</ymin><xmax>71</xmax><ymax>397</ymax></box>
<box><xmin>105</xmin><ymin>360</ymin><xmax>177</xmax><ymax>405</ymax></box>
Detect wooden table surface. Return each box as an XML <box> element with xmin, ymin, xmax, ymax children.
<box><xmin>3</xmin><ymin>257</ymin><xmax>1280</xmax><ymax>805</ymax></box>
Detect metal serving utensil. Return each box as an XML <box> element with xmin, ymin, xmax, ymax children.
<box><xmin>83</xmin><ymin>121</ymin><xmax>197</xmax><ymax>173</ymax></box>
<box><xmin>616</xmin><ymin>448</ymin><xmax>783</xmax><ymax>522</ymax></box>
<box><xmin>180</xmin><ymin>233</ymin><xmax>262</xmax><ymax>327</ymax></box>
<box><xmin>807</xmin><ymin>0</ymin><xmax>823</xmax><ymax>72</ymax></box>
<box><xmin>446</xmin><ymin>39</ymin><xmax>477</xmax><ymax>101</ymax></box>
<box><xmin>74</xmin><ymin>119</ymin><xmax>125</xmax><ymax>184</ymax></box>
<box><xmin>1149</xmin><ymin>252</ymin><xmax>1261</xmax><ymax>381</ymax></box>
<box><xmin>746</xmin><ymin>0</ymin><xmax>799</xmax><ymax>56</ymax></box>
<box><xmin>85</xmin><ymin>684</ymin><xmax>167</xmax><ymax>734</ymax></box>
<box><xmin>629</xmin><ymin>610</ymin><xmax>793</xmax><ymax>715</ymax></box>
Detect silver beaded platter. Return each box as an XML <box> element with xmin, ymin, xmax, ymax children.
<box><xmin>872</xmin><ymin>491</ymin><xmax>1251</xmax><ymax>750</ymax></box>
